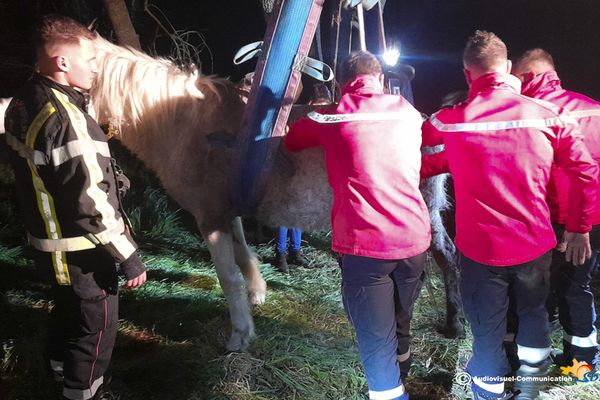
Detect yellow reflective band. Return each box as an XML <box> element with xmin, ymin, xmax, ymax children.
<box><xmin>24</xmin><ymin>102</ymin><xmax>70</xmax><ymax>285</ymax></box>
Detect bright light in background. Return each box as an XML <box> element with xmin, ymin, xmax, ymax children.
<box><xmin>383</xmin><ymin>48</ymin><xmax>400</xmax><ymax>66</ymax></box>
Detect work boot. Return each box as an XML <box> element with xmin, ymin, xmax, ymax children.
<box><xmin>91</xmin><ymin>383</ymin><xmax>119</xmax><ymax>400</ymax></box>
<box><xmin>62</xmin><ymin>380</ymin><xmax>118</xmax><ymax>400</ymax></box>
<box><xmin>551</xmin><ymin>348</ymin><xmax>597</xmax><ymax>370</ymax></box>
<box><xmin>514</xmin><ymin>357</ymin><xmax>552</xmax><ymax>400</ymax></box>
<box><xmin>472</xmin><ymin>389</ymin><xmax>519</xmax><ymax>400</ymax></box>
<box><xmin>274</xmin><ymin>251</ymin><xmax>289</xmax><ymax>273</ymax></box>
<box><xmin>288</xmin><ymin>249</ymin><xmax>310</xmax><ymax>268</ymax></box>
<box><xmin>550</xmin><ymin>349</ymin><xmax>568</xmax><ymax>368</ymax></box>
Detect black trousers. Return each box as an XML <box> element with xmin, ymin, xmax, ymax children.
<box><xmin>547</xmin><ymin>224</ymin><xmax>600</xmax><ymax>367</ymax></box>
<box><xmin>460</xmin><ymin>251</ymin><xmax>552</xmax><ymax>397</ymax></box>
<box><xmin>36</xmin><ymin>249</ymin><xmax>119</xmax><ymax>400</ymax></box>
<box><xmin>340</xmin><ymin>252</ymin><xmax>426</xmax><ymax>399</ymax></box>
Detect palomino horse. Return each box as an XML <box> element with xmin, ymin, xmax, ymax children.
<box><xmin>90</xmin><ymin>36</ymin><xmax>333</xmax><ymax>351</ymax></box>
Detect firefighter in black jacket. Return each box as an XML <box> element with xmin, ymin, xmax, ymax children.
<box><xmin>3</xmin><ymin>15</ymin><xmax>146</xmax><ymax>400</ymax></box>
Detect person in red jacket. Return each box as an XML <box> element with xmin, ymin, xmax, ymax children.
<box><xmin>512</xmin><ymin>48</ymin><xmax>600</xmax><ymax>370</ymax></box>
<box><xmin>286</xmin><ymin>51</ymin><xmax>430</xmax><ymax>400</ymax></box>
<box><xmin>421</xmin><ymin>31</ymin><xmax>597</xmax><ymax>400</ymax></box>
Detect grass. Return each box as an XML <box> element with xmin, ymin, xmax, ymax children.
<box><xmin>1</xmin><ymin>147</ymin><xmax>599</xmax><ymax>399</ymax></box>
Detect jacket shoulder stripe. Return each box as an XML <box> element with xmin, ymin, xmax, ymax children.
<box><xmin>569</xmin><ymin>109</ymin><xmax>600</xmax><ymax>119</ymax></box>
<box><xmin>5</xmin><ymin>132</ymin><xmax>48</xmax><ymax>165</ymax></box>
<box><xmin>308</xmin><ymin>111</ymin><xmax>414</xmax><ymax>124</ymax></box>
<box><xmin>51</xmin><ymin>140</ymin><xmax>111</xmax><ymax>166</ymax></box>
<box><xmin>431</xmin><ymin>114</ymin><xmax>577</xmax><ymax>132</ymax></box>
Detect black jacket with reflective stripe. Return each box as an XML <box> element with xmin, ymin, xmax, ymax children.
<box><xmin>4</xmin><ymin>75</ymin><xmax>138</xmax><ymax>263</ymax></box>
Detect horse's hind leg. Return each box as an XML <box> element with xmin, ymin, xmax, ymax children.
<box><xmin>431</xmin><ymin>243</ymin><xmax>465</xmax><ymax>339</ymax></box>
<box><xmin>202</xmin><ymin>227</ymin><xmax>255</xmax><ymax>351</ymax></box>
<box><xmin>231</xmin><ymin>216</ymin><xmax>267</xmax><ymax>305</ymax></box>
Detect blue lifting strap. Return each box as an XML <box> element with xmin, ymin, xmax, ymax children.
<box><xmin>233</xmin><ymin>0</ymin><xmax>326</xmax><ymax>216</ymax></box>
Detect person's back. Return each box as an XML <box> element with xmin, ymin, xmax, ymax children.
<box><xmin>430</xmin><ymin>72</ymin><xmax>588</xmax><ymax>265</ymax></box>
<box><xmin>422</xmin><ymin>30</ymin><xmax>597</xmax><ymax>400</ymax></box>
<box><xmin>513</xmin><ymin>53</ymin><xmax>600</xmax><ymax>227</ymax></box>
<box><xmin>287</xmin><ymin>72</ymin><xmax>430</xmax><ymax>259</ymax></box>
<box><xmin>286</xmin><ymin>51</ymin><xmax>430</xmax><ymax>400</ymax></box>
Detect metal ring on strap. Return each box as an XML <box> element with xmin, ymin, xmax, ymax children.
<box><xmin>27</xmin><ymin>232</ymin><xmax>97</xmax><ymax>252</ymax></box>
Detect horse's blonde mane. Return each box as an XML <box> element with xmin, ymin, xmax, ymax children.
<box><xmin>91</xmin><ymin>36</ymin><xmax>224</xmax><ymax>130</ymax></box>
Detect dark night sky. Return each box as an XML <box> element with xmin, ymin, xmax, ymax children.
<box><xmin>1</xmin><ymin>0</ymin><xmax>600</xmax><ymax>114</ymax></box>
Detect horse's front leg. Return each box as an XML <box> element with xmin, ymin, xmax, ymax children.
<box><xmin>231</xmin><ymin>217</ymin><xmax>267</xmax><ymax>305</ymax></box>
<box><xmin>202</xmin><ymin>227</ymin><xmax>255</xmax><ymax>351</ymax></box>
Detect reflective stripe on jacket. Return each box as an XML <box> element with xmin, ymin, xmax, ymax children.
<box><xmin>421</xmin><ymin>72</ymin><xmax>597</xmax><ymax>266</ymax></box>
<box><xmin>522</xmin><ymin>70</ymin><xmax>600</xmax><ymax>226</ymax></box>
<box><xmin>4</xmin><ymin>75</ymin><xmax>137</xmax><ymax>284</ymax></box>
<box><xmin>285</xmin><ymin>74</ymin><xmax>431</xmax><ymax>259</ymax></box>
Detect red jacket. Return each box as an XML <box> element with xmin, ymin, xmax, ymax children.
<box><xmin>421</xmin><ymin>72</ymin><xmax>597</xmax><ymax>266</ymax></box>
<box><xmin>285</xmin><ymin>74</ymin><xmax>431</xmax><ymax>259</ymax></box>
<box><xmin>522</xmin><ymin>70</ymin><xmax>600</xmax><ymax>226</ymax></box>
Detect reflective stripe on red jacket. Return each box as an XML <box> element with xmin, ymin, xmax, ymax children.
<box><xmin>522</xmin><ymin>70</ymin><xmax>600</xmax><ymax>226</ymax></box>
<box><xmin>285</xmin><ymin>74</ymin><xmax>431</xmax><ymax>259</ymax></box>
<box><xmin>421</xmin><ymin>72</ymin><xmax>597</xmax><ymax>266</ymax></box>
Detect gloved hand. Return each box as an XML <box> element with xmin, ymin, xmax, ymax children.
<box><xmin>119</xmin><ymin>252</ymin><xmax>147</xmax><ymax>288</ymax></box>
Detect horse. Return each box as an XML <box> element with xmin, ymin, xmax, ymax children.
<box><xmin>90</xmin><ymin>36</ymin><xmax>335</xmax><ymax>351</ymax></box>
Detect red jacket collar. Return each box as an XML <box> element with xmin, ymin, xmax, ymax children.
<box><xmin>468</xmin><ymin>72</ymin><xmax>522</xmax><ymax>99</ymax></box>
<box><xmin>521</xmin><ymin>70</ymin><xmax>562</xmax><ymax>97</ymax></box>
<box><xmin>341</xmin><ymin>74</ymin><xmax>384</xmax><ymax>96</ymax></box>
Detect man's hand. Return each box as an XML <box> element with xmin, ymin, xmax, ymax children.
<box><xmin>557</xmin><ymin>231</ymin><xmax>592</xmax><ymax>266</ymax></box>
<box><xmin>119</xmin><ymin>253</ymin><xmax>147</xmax><ymax>288</ymax></box>
<box><xmin>124</xmin><ymin>271</ymin><xmax>147</xmax><ymax>289</ymax></box>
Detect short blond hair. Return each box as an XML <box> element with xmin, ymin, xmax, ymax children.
<box><xmin>463</xmin><ymin>30</ymin><xmax>507</xmax><ymax>71</ymax></box>
<box><xmin>34</xmin><ymin>14</ymin><xmax>96</xmax><ymax>57</ymax></box>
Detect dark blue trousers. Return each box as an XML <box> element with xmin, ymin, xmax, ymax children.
<box><xmin>549</xmin><ymin>224</ymin><xmax>600</xmax><ymax>367</ymax></box>
<box><xmin>460</xmin><ymin>252</ymin><xmax>551</xmax><ymax>396</ymax></box>
<box><xmin>341</xmin><ymin>252</ymin><xmax>426</xmax><ymax>400</ymax></box>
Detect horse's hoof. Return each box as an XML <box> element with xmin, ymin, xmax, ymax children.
<box><xmin>248</xmin><ymin>280</ymin><xmax>267</xmax><ymax>305</ymax></box>
<box><xmin>249</xmin><ymin>291</ymin><xmax>266</xmax><ymax>305</ymax></box>
<box><xmin>226</xmin><ymin>329</ymin><xmax>255</xmax><ymax>352</ymax></box>
<box><xmin>441</xmin><ymin>323</ymin><xmax>466</xmax><ymax>339</ymax></box>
